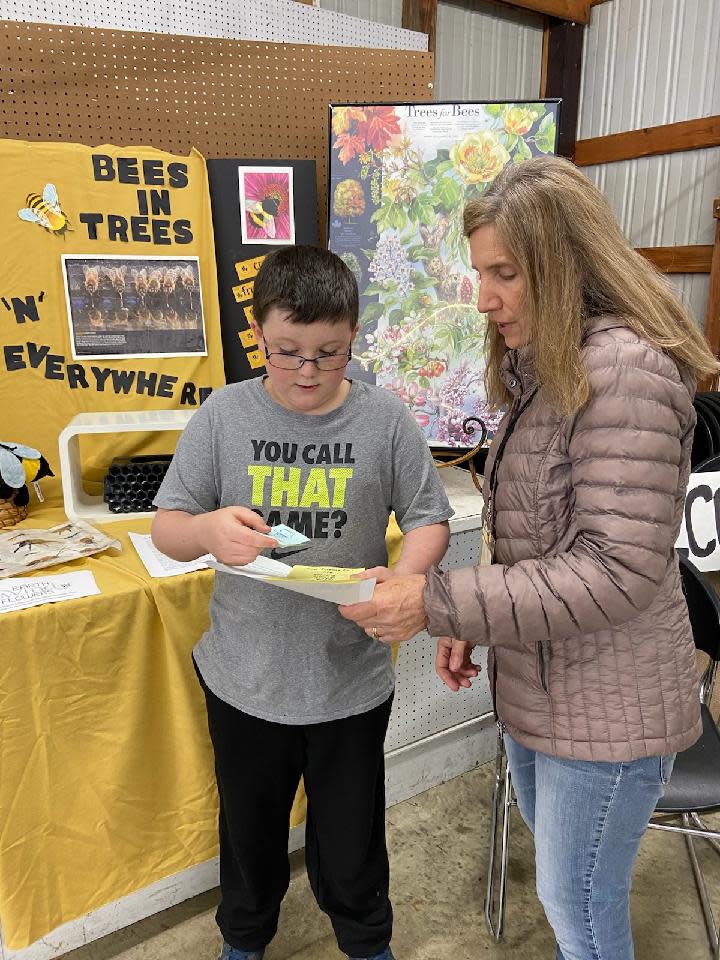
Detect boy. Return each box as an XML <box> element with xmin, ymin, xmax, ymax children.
<box><xmin>151</xmin><ymin>245</ymin><xmax>452</xmax><ymax>960</ymax></box>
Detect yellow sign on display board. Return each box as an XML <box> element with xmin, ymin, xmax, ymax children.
<box><xmin>0</xmin><ymin>139</ymin><xmax>225</xmax><ymax>503</ymax></box>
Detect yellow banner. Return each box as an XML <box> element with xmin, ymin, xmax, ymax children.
<box><xmin>0</xmin><ymin>140</ymin><xmax>225</xmax><ymax>503</ymax></box>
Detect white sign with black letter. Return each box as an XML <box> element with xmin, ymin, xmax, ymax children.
<box><xmin>675</xmin><ymin>471</ymin><xmax>720</xmax><ymax>571</ymax></box>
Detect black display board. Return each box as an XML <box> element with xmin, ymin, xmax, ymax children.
<box><xmin>208</xmin><ymin>158</ymin><xmax>318</xmax><ymax>383</ymax></box>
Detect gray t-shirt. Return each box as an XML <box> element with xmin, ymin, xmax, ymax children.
<box><xmin>154</xmin><ymin>377</ymin><xmax>453</xmax><ymax>723</ymax></box>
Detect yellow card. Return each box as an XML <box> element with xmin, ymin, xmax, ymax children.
<box><xmin>233</xmin><ymin>280</ymin><xmax>254</xmax><ymax>303</ymax></box>
<box><xmin>268</xmin><ymin>565</ymin><xmax>365</xmax><ymax>583</ymax></box>
<box><xmin>235</xmin><ymin>255</ymin><xmax>265</xmax><ymax>281</ymax></box>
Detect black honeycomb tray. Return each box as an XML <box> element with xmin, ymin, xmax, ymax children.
<box><xmin>103</xmin><ymin>455</ymin><xmax>173</xmax><ymax>514</ymax></box>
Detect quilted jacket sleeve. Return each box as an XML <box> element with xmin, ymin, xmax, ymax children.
<box><xmin>424</xmin><ymin>335</ymin><xmax>696</xmax><ymax>648</ymax></box>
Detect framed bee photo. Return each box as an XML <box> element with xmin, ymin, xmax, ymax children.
<box><xmin>327</xmin><ymin>100</ymin><xmax>560</xmax><ymax>448</ymax></box>
<box><xmin>238</xmin><ymin>166</ymin><xmax>296</xmax><ymax>246</ymax></box>
<box><xmin>61</xmin><ymin>254</ymin><xmax>207</xmax><ymax>360</ymax></box>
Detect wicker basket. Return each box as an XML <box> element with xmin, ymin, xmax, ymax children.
<box><xmin>0</xmin><ymin>497</ymin><xmax>27</xmax><ymax>528</ymax></box>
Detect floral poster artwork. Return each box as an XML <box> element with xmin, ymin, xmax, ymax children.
<box><xmin>328</xmin><ymin>101</ymin><xmax>559</xmax><ymax>448</ymax></box>
<box><xmin>239</xmin><ymin>166</ymin><xmax>295</xmax><ymax>245</ymax></box>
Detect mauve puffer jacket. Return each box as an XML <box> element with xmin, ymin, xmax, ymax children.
<box><xmin>424</xmin><ymin>316</ymin><xmax>702</xmax><ymax>761</ymax></box>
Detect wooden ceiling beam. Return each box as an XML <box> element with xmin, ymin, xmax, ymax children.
<box><xmin>487</xmin><ymin>0</ymin><xmax>591</xmax><ymax>23</ymax></box>
<box><xmin>637</xmin><ymin>245</ymin><xmax>714</xmax><ymax>274</ymax></box>
<box><xmin>576</xmin><ymin>115</ymin><xmax>720</xmax><ymax>166</ymax></box>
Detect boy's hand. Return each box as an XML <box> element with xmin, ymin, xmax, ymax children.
<box><xmin>436</xmin><ymin>637</ymin><xmax>480</xmax><ymax>691</ymax></box>
<box><xmin>195</xmin><ymin>507</ymin><xmax>277</xmax><ymax>565</ymax></box>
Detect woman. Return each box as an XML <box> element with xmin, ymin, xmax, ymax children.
<box><xmin>340</xmin><ymin>155</ymin><xmax>720</xmax><ymax>960</ymax></box>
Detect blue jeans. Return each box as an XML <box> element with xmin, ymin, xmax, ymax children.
<box><xmin>504</xmin><ymin>733</ymin><xmax>674</xmax><ymax>960</ymax></box>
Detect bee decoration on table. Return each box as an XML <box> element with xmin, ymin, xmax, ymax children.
<box><xmin>17</xmin><ymin>183</ymin><xmax>71</xmax><ymax>236</ymax></box>
<box><xmin>0</xmin><ymin>442</ymin><xmax>54</xmax><ymax>512</ymax></box>
<box><xmin>248</xmin><ymin>195</ymin><xmax>280</xmax><ymax>239</ymax></box>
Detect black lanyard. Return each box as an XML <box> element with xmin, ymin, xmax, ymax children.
<box><xmin>485</xmin><ymin>387</ymin><xmax>538</xmax><ymax>553</ymax></box>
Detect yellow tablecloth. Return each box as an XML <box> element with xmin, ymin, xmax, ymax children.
<box><xmin>1</xmin><ymin>504</ymin><xmax>402</xmax><ymax>949</ymax></box>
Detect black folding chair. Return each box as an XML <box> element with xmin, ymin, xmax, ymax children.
<box><xmin>648</xmin><ymin>555</ymin><xmax>720</xmax><ymax>959</ymax></box>
<box><xmin>695</xmin><ymin>453</ymin><xmax>720</xmax><ymax>473</ymax></box>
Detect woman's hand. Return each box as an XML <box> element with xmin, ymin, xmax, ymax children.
<box><xmin>194</xmin><ymin>507</ymin><xmax>277</xmax><ymax>565</ymax></box>
<box><xmin>354</xmin><ymin>566</ymin><xmax>394</xmax><ymax>584</ymax></box>
<box><xmin>436</xmin><ymin>637</ymin><xmax>480</xmax><ymax>691</ymax></box>
<box><xmin>338</xmin><ymin>574</ymin><xmax>427</xmax><ymax>644</ymax></box>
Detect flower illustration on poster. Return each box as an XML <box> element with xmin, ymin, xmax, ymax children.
<box><xmin>328</xmin><ymin>101</ymin><xmax>559</xmax><ymax>447</ymax></box>
<box><xmin>239</xmin><ymin>166</ymin><xmax>295</xmax><ymax>245</ymax></box>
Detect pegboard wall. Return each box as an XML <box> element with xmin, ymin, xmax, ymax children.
<box><xmin>0</xmin><ymin>0</ymin><xmax>427</xmax><ymax>50</ymax></box>
<box><xmin>386</xmin><ymin>527</ymin><xmax>491</xmax><ymax>752</ymax></box>
<box><xmin>0</xmin><ymin>20</ymin><xmax>434</xmax><ymax>238</ymax></box>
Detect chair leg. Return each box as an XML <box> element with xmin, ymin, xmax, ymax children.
<box><xmin>683</xmin><ymin>813</ymin><xmax>720</xmax><ymax>959</ymax></box>
<box><xmin>484</xmin><ymin>723</ymin><xmax>513</xmax><ymax>942</ymax></box>
<box><xmin>690</xmin><ymin>812</ymin><xmax>720</xmax><ymax>856</ymax></box>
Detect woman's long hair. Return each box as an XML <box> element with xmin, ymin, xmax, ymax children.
<box><xmin>463</xmin><ymin>155</ymin><xmax>720</xmax><ymax>415</ymax></box>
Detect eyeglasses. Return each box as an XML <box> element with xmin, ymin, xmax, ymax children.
<box><xmin>263</xmin><ymin>344</ymin><xmax>352</xmax><ymax>371</ymax></box>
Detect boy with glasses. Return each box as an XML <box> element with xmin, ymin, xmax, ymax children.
<box><xmin>152</xmin><ymin>245</ymin><xmax>452</xmax><ymax>960</ymax></box>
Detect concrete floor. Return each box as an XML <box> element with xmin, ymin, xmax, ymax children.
<box><xmin>61</xmin><ymin>761</ymin><xmax>719</xmax><ymax>960</ymax></box>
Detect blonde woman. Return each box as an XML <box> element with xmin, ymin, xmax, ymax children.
<box><xmin>340</xmin><ymin>156</ymin><xmax>720</xmax><ymax>960</ymax></box>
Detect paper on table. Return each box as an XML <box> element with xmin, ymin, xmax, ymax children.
<box><xmin>0</xmin><ymin>520</ymin><xmax>120</xmax><ymax>579</ymax></box>
<box><xmin>0</xmin><ymin>570</ymin><xmax>100</xmax><ymax>613</ymax></box>
<box><xmin>128</xmin><ymin>532</ymin><xmax>212</xmax><ymax>578</ymax></box>
<box><xmin>207</xmin><ymin>558</ymin><xmax>375</xmax><ymax>604</ymax></box>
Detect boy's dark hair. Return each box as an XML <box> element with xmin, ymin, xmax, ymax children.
<box><xmin>252</xmin><ymin>245</ymin><xmax>359</xmax><ymax>328</ymax></box>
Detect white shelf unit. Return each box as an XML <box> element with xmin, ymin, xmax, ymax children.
<box><xmin>58</xmin><ymin>410</ymin><xmax>197</xmax><ymax>523</ymax></box>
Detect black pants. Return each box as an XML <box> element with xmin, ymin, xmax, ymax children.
<box><xmin>198</xmin><ymin>669</ymin><xmax>394</xmax><ymax>957</ymax></box>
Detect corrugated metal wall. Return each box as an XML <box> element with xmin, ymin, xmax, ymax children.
<box><xmin>579</xmin><ymin>0</ymin><xmax>720</xmax><ymax>328</ymax></box>
<box><xmin>318</xmin><ymin>0</ymin><xmax>403</xmax><ymax>29</ymax></box>
<box><xmin>433</xmin><ymin>1</ymin><xmax>542</xmax><ymax>101</ymax></box>
<box><xmin>319</xmin><ymin>0</ymin><xmax>544</xmax><ymax>101</ymax></box>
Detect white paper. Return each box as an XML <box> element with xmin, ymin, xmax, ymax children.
<box><xmin>675</xmin><ymin>470</ymin><xmax>720</xmax><ymax>571</ymax></box>
<box><xmin>207</xmin><ymin>558</ymin><xmax>375</xmax><ymax>604</ymax></box>
<box><xmin>212</xmin><ymin>555</ymin><xmax>293</xmax><ymax>578</ymax></box>
<box><xmin>128</xmin><ymin>532</ymin><xmax>212</xmax><ymax>578</ymax></box>
<box><xmin>0</xmin><ymin>571</ymin><xmax>100</xmax><ymax>613</ymax></box>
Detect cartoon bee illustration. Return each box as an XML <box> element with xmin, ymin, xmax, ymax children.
<box><xmin>18</xmin><ymin>183</ymin><xmax>70</xmax><ymax>235</ymax></box>
<box><xmin>248</xmin><ymin>196</ymin><xmax>280</xmax><ymax>239</ymax></box>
